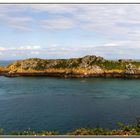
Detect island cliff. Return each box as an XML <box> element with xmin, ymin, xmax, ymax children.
<box><xmin>1</xmin><ymin>55</ymin><xmax>140</xmax><ymax>78</ymax></box>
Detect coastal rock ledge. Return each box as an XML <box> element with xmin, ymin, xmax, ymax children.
<box><xmin>1</xmin><ymin>55</ymin><xmax>140</xmax><ymax>78</ymax></box>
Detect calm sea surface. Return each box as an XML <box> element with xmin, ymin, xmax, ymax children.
<box><xmin>0</xmin><ymin>61</ymin><xmax>13</xmax><ymax>66</ymax></box>
<box><xmin>0</xmin><ymin>61</ymin><xmax>140</xmax><ymax>133</ymax></box>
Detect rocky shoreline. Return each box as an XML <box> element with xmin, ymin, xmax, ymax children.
<box><xmin>1</xmin><ymin>71</ymin><xmax>140</xmax><ymax>79</ymax></box>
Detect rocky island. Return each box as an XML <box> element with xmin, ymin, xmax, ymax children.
<box><xmin>1</xmin><ymin>55</ymin><xmax>140</xmax><ymax>78</ymax></box>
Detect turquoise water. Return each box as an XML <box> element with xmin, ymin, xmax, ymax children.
<box><xmin>0</xmin><ymin>76</ymin><xmax>140</xmax><ymax>133</ymax></box>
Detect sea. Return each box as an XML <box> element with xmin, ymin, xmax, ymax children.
<box><xmin>0</xmin><ymin>61</ymin><xmax>140</xmax><ymax>133</ymax></box>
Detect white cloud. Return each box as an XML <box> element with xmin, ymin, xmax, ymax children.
<box><xmin>40</xmin><ymin>16</ymin><xmax>76</xmax><ymax>31</ymax></box>
<box><xmin>1</xmin><ymin>4</ymin><xmax>140</xmax><ymax>59</ymax></box>
<box><xmin>75</xmin><ymin>4</ymin><xmax>140</xmax><ymax>41</ymax></box>
<box><xmin>30</xmin><ymin>4</ymin><xmax>78</xmax><ymax>14</ymax></box>
<box><xmin>103</xmin><ymin>43</ymin><xmax>118</xmax><ymax>47</ymax></box>
<box><xmin>19</xmin><ymin>45</ymin><xmax>41</xmax><ymax>50</ymax></box>
<box><xmin>0</xmin><ymin>45</ymin><xmax>41</xmax><ymax>51</ymax></box>
<box><xmin>0</xmin><ymin>47</ymin><xmax>6</xmax><ymax>51</ymax></box>
<box><xmin>1</xmin><ymin>4</ymin><xmax>140</xmax><ymax>36</ymax></box>
<box><xmin>1</xmin><ymin>42</ymin><xmax>140</xmax><ymax>60</ymax></box>
<box><xmin>31</xmin><ymin>51</ymin><xmax>40</xmax><ymax>55</ymax></box>
<box><xmin>6</xmin><ymin>17</ymin><xmax>33</xmax><ymax>31</ymax></box>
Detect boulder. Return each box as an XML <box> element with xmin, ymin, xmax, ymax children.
<box><xmin>79</xmin><ymin>55</ymin><xmax>105</xmax><ymax>68</ymax></box>
<box><xmin>125</xmin><ymin>63</ymin><xmax>139</xmax><ymax>74</ymax></box>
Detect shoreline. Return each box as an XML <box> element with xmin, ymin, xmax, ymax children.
<box><xmin>1</xmin><ymin>72</ymin><xmax>140</xmax><ymax>79</ymax></box>
<box><xmin>1</xmin><ymin>55</ymin><xmax>140</xmax><ymax>79</ymax></box>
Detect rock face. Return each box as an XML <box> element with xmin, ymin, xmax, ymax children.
<box><xmin>79</xmin><ymin>55</ymin><xmax>104</xmax><ymax>68</ymax></box>
<box><xmin>87</xmin><ymin>65</ymin><xmax>104</xmax><ymax>73</ymax></box>
<box><xmin>8</xmin><ymin>58</ymin><xmax>47</xmax><ymax>71</ymax></box>
<box><xmin>125</xmin><ymin>63</ymin><xmax>140</xmax><ymax>74</ymax></box>
<box><xmin>0</xmin><ymin>66</ymin><xmax>7</xmax><ymax>75</ymax></box>
<box><xmin>7</xmin><ymin>55</ymin><xmax>105</xmax><ymax>71</ymax></box>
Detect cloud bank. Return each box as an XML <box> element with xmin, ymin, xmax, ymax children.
<box><xmin>0</xmin><ymin>4</ymin><xmax>140</xmax><ymax>59</ymax></box>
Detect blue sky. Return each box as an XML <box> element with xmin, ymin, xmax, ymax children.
<box><xmin>0</xmin><ymin>4</ymin><xmax>140</xmax><ymax>60</ymax></box>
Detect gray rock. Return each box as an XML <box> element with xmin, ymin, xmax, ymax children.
<box><xmin>125</xmin><ymin>63</ymin><xmax>137</xmax><ymax>74</ymax></box>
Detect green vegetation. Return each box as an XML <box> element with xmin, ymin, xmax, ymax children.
<box><xmin>1</xmin><ymin>121</ymin><xmax>140</xmax><ymax>136</ymax></box>
<box><xmin>7</xmin><ymin>55</ymin><xmax>140</xmax><ymax>71</ymax></box>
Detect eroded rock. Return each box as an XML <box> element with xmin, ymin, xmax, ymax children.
<box><xmin>125</xmin><ymin>63</ymin><xmax>140</xmax><ymax>74</ymax></box>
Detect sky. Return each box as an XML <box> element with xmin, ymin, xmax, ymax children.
<box><xmin>0</xmin><ymin>4</ymin><xmax>140</xmax><ymax>60</ymax></box>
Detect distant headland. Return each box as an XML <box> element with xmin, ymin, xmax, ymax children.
<box><xmin>0</xmin><ymin>55</ymin><xmax>140</xmax><ymax>78</ymax></box>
